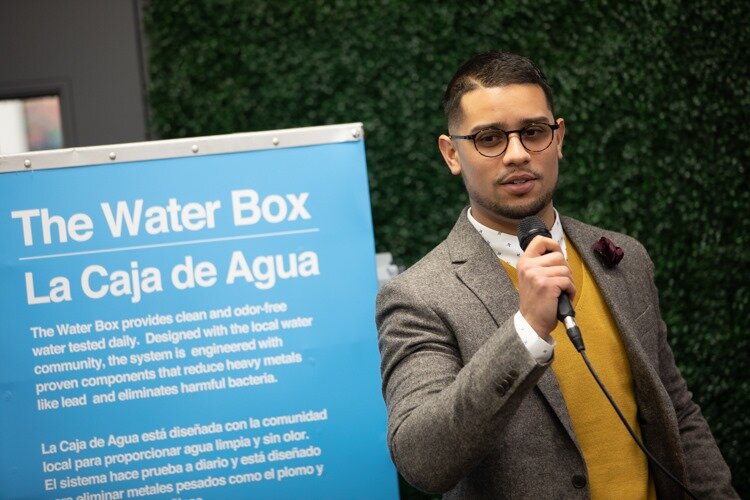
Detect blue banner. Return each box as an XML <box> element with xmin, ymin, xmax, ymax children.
<box><xmin>0</xmin><ymin>127</ymin><xmax>398</xmax><ymax>499</ymax></box>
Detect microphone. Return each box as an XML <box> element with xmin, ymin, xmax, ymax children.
<box><xmin>517</xmin><ymin>216</ymin><xmax>585</xmax><ymax>351</ymax></box>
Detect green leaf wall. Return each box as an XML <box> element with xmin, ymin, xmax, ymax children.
<box><xmin>144</xmin><ymin>1</ymin><xmax>749</xmax><ymax>496</ymax></box>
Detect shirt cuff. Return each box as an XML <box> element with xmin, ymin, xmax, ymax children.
<box><xmin>514</xmin><ymin>311</ymin><xmax>555</xmax><ymax>363</ymax></box>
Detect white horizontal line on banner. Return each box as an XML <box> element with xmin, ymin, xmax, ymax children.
<box><xmin>18</xmin><ymin>228</ymin><xmax>320</xmax><ymax>261</ymax></box>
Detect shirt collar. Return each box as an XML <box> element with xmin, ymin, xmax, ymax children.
<box><xmin>467</xmin><ymin>208</ymin><xmax>567</xmax><ymax>268</ymax></box>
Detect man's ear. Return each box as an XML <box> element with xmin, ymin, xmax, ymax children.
<box><xmin>555</xmin><ymin>118</ymin><xmax>565</xmax><ymax>160</ymax></box>
<box><xmin>438</xmin><ymin>134</ymin><xmax>463</xmax><ymax>176</ymax></box>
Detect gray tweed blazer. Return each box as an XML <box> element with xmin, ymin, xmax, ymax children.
<box><xmin>376</xmin><ymin>209</ymin><xmax>737</xmax><ymax>499</ymax></box>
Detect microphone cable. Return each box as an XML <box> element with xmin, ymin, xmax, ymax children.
<box><xmin>578</xmin><ymin>347</ymin><xmax>698</xmax><ymax>499</ymax></box>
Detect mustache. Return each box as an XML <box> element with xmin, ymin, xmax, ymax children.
<box><xmin>495</xmin><ymin>169</ymin><xmax>542</xmax><ymax>185</ymax></box>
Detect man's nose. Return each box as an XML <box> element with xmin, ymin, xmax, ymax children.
<box><xmin>503</xmin><ymin>133</ymin><xmax>531</xmax><ymax>166</ymax></box>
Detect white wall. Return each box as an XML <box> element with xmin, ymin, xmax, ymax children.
<box><xmin>0</xmin><ymin>100</ymin><xmax>28</xmax><ymax>154</ymax></box>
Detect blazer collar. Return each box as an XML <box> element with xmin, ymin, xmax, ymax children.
<box><xmin>445</xmin><ymin>209</ymin><xmax>580</xmax><ymax>442</ymax></box>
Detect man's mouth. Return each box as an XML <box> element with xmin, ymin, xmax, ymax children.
<box><xmin>499</xmin><ymin>173</ymin><xmax>538</xmax><ymax>185</ymax></box>
<box><xmin>496</xmin><ymin>172</ymin><xmax>540</xmax><ymax>195</ymax></box>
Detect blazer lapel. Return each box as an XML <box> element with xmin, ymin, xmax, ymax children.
<box><xmin>445</xmin><ymin>209</ymin><xmax>580</xmax><ymax>444</ymax></box>
<box><xmin>445</xmin><ymin>211</ymin><xmax>518</xmax><ymax>328</ymax></box>
<box><xmin>561</xmin><ymin>217</ymin><xmax>664</xmax><ymax>401</ymax></box>
<box><xmin>561</xmin><ymin>217</ymin><xmax>660</xmax><ymax>399</ymax></box>
<box><xmin>562</xmin><ymin>217</ymin><xmax>688</xmax><ymax>487</ymax></box>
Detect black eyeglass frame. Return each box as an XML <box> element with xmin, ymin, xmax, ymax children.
<box><xmin>451</xmin><ymin>123</ymin><xmax>560</xmax><ymax>157</ymax></box>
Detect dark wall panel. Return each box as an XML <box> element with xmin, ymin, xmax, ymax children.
<box><xmin>0</xmin><ymin>0</ymin><xmax>147</xmax><ymax>148</ymax></box>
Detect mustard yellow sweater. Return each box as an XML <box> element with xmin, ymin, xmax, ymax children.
<box><xmin>502</xmin><ymin>240</ymin><xmax>656</xmax><ymax>499</ymax></box>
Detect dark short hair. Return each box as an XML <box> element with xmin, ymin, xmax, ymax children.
<box><xmin>442</xmin><ymin>50</ymin><xmax>555</xmax><ymax>129</ymax></box>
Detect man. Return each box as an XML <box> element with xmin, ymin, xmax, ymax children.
<box><xmin>376</xmin><ymin>51</ymin><xmax>737</xmax><ymax>498</ymax></box>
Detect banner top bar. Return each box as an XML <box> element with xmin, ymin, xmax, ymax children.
<box><xmin>0</xmin><ymin>122</ymin><xmax>364</xmax><ymax>173</ymax></box>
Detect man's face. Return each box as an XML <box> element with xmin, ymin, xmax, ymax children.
<box><xmin>438</xmin><ymin>84</ymin><xmax>565</xmax><ymax>233</ymax></box>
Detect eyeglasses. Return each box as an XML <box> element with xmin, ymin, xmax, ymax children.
<box><xmin>451</xmin><ymin>123</ymin><xmax>560</xmax><ymax>157</ymax></box>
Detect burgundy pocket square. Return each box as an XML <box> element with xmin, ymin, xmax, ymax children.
<box><xmin>593</xmin><ymin>237</ymin><xmax>624</xmax><ymax>268</ymax></box>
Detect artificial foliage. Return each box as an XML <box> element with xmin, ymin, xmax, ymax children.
<box><xmin>144</xmin><ymin>0</ymin><xmax>749</xmax><ymax>496</ymax></box>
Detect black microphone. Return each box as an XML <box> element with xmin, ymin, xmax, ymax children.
<box><xmin>517</xmin><ymin>216</ymin><xmax>585</xmax><ymax>351</ymax></box>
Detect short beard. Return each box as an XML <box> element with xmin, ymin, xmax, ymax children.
<box><xmin>466</xmin><ymin>175</ymin><xmax>557</xmax><ymax>222</ymax></box>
